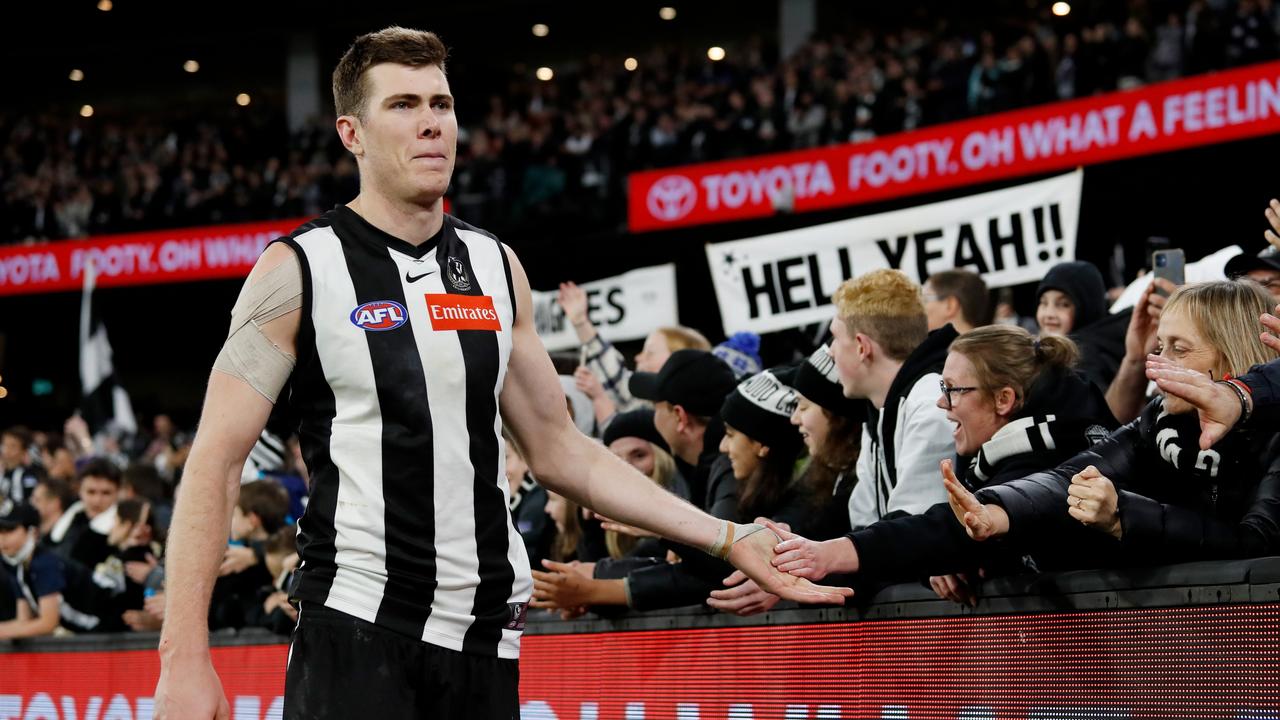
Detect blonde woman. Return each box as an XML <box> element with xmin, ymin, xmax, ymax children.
<box><xmin>948</xmin><ymin>280</ymin><xmax>1280</xmax><ymax>564</ymax></box>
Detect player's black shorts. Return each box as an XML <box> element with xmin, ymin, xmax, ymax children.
<box><xmin>284</xmin><ymin>603</ymin><xmax>520</xmax><ymax>720</ymax></box>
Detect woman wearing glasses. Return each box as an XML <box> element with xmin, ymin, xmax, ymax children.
<box><xmin>741</xmin><ymin>325</ymin><xmax>1117</xmax><ymax>605</ymax></box>
<box><xmin>942</xmin><ymin>280</ymin><xmax>1280</xmax><ymax>565</ymax></box>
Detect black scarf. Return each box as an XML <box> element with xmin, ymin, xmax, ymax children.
<box><xmin>1139</xmin><ymin>397</ymin><xmax>1248</xmax><ymax>481</ymax></box>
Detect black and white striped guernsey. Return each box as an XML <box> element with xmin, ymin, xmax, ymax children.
<box><xmin>279</xmin><ymin>206</ymin><xmax>533</xmax><ymax>659</ymax></box>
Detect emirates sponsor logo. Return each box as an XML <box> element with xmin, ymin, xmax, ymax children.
<box><xmin>425</xmin><ymin>293</ymin><xmax>501</xmax><ymax>331</ymax></box>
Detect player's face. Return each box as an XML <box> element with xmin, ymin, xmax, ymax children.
<box><xmin>356</xmin><ymin>63</ymin><xmax>457</xmax><ymax>206</ymax></box>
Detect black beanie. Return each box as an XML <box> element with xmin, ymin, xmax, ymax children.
<box><xmin>719</xmin><ymin>364</ymin><xmax>803</xmax><ymax>451</ymax></box>
<box><xmin>1037</xmin><ymin>261</ymin><xmax>1107</xmax><ymax>331</ymax></box>
<box><xmin>792</xmin><ymin>344</ymin><xmax>861</xmax><ymax>418</ymax></box>
<box><xmin>601</xmin><ymin>408</ymin><xmax>670</xmax><ymax>454</ymax></box>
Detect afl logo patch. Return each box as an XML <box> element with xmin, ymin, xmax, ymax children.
<box><xmin>350</xmin><ymin>300</ymin><xmax>408</xmax><ymax>331</ymax></box>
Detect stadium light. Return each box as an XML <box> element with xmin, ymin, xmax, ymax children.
<box><xmin>80</xmin><ymin>105</ymin><xmax>94</xmax><ymax>118</ymax></box>
<box><xmin>69</xmin><ymin>69</ymin><xmax>85</xmax><ymax>82</ymax></box>
<box><xmin>707</xmin><ymin>46</ymin><xmax>726</xmax><ymax>61</ymax></box>
<box><xmin>97</xmin><ymin>0</ymin><xmax>113</xmax><ymax>10</ymax></box>
<box><xmin>184</xmin><ymin>60</ymin><xmax>200</xmax><ymax>73</ymax></box>
<box><xmin>236</xmin><ymin>93</ymin><xmax>251</xmax><ymax>107</ymax></box>
<box><xmin>536</xmin><ymin>66</ymin><xmax>554</xmax><ymax>81</ymax></box>
<box><xmin>1052</xmin><ymin>2</ymin><xmax>1071</xmax><ymax>16</ymax></box>
<box><xmin>532</xmin><ymin>24</ymin><xmax>549</xmax><ymax>37</ymax></box>
<box><xmin>624</xmin><ymin>57</ymin><xmax>639</xmax><ymax>72</ymax></box>
<box><xmin>659</xmin><ymin>7</ymin><xmax>677</xmax><ymax>20</ymax></box>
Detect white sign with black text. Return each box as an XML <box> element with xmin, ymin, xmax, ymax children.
<box><xmin>533</xmin><ymin>264</ymin><xmax>678</xmax><ymax>352</ymax></box>
<box><xmin>705</xmin><ymin>170</ymin><xmax>1083</xmax><ymax>335</ymax></box>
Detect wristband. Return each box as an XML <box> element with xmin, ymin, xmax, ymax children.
<box><xmin>1217</xmin><ymin>378</ymin><xmax>1252</xmax><ymax>427</ymax></box>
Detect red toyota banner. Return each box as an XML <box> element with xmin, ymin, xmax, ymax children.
<box><xmin>2</xmin><ymin>602</ymin><xmax>1276</xmax><ymax>719</ymax></box>
<box><xmin>0</xmin><ymin>219</ymin><xmax>306</xmax><ymax>297</ymax></box>
<box><xmin>628</xmin><ymin>60</ymin><xmax>1280</xmax><ymax>233</ymax></box>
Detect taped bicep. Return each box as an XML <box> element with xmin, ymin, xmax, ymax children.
<box><xmin>212</xmin><ymin>246</ymin><xmax>302</xmax><ymax>402</ymax></box>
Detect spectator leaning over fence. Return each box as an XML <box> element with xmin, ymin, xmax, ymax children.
<box><xmin>747</xmin><ymin>325</ymin><xmax>1118</xmax><ymax>609</ymax></box>
<box><xmin>829</xmin><ymin>269</ymin><xmax>955</xmax><ymax>530</ymax></box>
<box><xmin>949</xmin><ymin>280</ymin><xmax>1280</xmax><ymax>565</ymax></box>
<box><xmin>584</xmin><ymin>408</ymin><xmax>688</xmax><ymax>564</ymax></box>
<box><xmin>923</xmin><ymin>270</ymin><xmax>991</xmax><ymax>334</ymax></box>
<box><xmin>559</xmin><ymin>279</ymin><xmax>711</xmax><ymax>423</ymax></box>
<box><xmin>531</xmin><ymin>365</ymin><xmax>810</xmax><ymax>616</ymax></box>
<box><xmin>0</xmin><ymin>502</ymin><xmax>100</xmax><ymax>638</ymax></box>
<box><xmin>708</xmin><ymin>348</ymin><xmax>864</xmax><ymax>616</ymax></box>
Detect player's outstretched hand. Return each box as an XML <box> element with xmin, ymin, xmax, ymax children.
<box><xmin>725</xmin><ymin>525</ymin><xmax>853</xmax><ymax>606</ymax></box>
<box><xmin>1145</xmin><ymin>354</ymin><xmax>1241</xmax><ymax>449</ymax></box>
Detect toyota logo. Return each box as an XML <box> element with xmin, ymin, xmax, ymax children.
<box><xmin>646</xmin><ymin>175</ymin><xmax>698</xmax><ymax>222</ymax></box>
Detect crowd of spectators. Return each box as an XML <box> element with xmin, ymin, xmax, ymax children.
<box><xmin>3</xmin><ymin>0</ymin><xmax>1277</xmax><ymax>245</ymax></box>
<box><xmin>6</xmin><ymin>199</ymin><xmax>1278</xmax><ymax>638</ymax></box>
<box><xmin>0</xmin><ymin>412</ymin><xmax>307</xmax><ymax>638</ymax></box>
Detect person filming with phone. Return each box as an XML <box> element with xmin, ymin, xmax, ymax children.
<box><xmin>1107</xmin><ymin>248</ymin><xmax>1185</xmax><ymax>423</ymax></box>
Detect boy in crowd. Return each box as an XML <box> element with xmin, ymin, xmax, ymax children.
<box><xmin>830</xmin><ymin>269</ymin><xmax>955</xmax><ymax>528</ymax></box>
<box><xmin>922</xmin><ymin>269</ymin><xmax>990</xmax><ymax>333</ymax></box>
<box><xmin>0</xmin><ymin>503</ymin><xmax>100</xmax><ymax>638</ymax></box>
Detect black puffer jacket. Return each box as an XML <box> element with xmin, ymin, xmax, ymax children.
<box><xmin>978</xmin><ymin>396</ymin><xmax>1280</xmax><ymax>564</ymax></box>
<box><xmin>848</xmin><ymin>366</ymin><xmax>1118</xmax><ymax>582</ymax></box>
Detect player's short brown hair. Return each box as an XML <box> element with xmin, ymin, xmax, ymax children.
<box><xmin>832</xmin><ymin>269</ymin><xmax>928</xmax><ymax>362</ymax></box>
<box><xmin>332</xmin><ymin>26</ymin><xmax>448</xmax><ymax>120</ymax></box>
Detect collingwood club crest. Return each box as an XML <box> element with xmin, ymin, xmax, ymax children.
<box><xmin>447</xmin><ymin>256</ymin><xmax>471</xmax><ymax>291</ymax></box>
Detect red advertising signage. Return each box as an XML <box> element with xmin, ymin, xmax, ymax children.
<box><xmin>0</xmin><ymin>219</ymin><xmax>307</xmax><ymax>298</ymax></box>
<box><xmin>1</xmin><ymin>603</ymin><xmax>1277</xmax><ymax>719</ymax></box>
<box><xmin>628</xmin><ymin>60</ymin><xmax>1280</xmax><ymax>233</ymax></box>
<box><xmin>0</xmin><ymin>644</ymin><xmax>287</xmax><ymax>720</ymax></box>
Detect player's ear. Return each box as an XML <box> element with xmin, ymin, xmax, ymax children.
<box><xmin>337</xmin><ymin>115</ymin><xmax>363</xmax><ymax>157</ymax></box>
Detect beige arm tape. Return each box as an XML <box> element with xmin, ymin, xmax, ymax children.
<box><xmin>212</xmin><ymin>251</ymin><xmax>302</xmax><ymax>402</ymax></box>
<box><xmin>706</xmin><ymin>521</ymin><xmax>773</xmax><ymax>560</ymax></box>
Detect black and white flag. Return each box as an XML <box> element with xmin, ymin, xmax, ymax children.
<box><xmin>79</xmin><ymin>261</ymin><xmax>136</xmax><ymax>436</ymax></box>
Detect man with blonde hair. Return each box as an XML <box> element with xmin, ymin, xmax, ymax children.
<box><xmin>828</xmin><ymin>269</ymin><xmax>955</xmax><ymax>529</ymax></box>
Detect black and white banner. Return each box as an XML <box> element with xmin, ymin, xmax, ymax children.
<box><xmin>533</xmin><ymin>264</ymin><xmax>678</xmax><ymax>352</ymax></box>
<box><xmin>79</xmin><ymin>261</ymin><xmax>137</xmax><ymax>436</ymax></box>
<box><xmin>705</xmin><ymin>170</ymin><xmax>1082</xmax><ymax>335</ymax></box>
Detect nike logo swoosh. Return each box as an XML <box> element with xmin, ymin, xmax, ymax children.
<box><xmin>405</xmin><ymin>269</ymin><xmax>437</xmax><ymax>283</ymax></box>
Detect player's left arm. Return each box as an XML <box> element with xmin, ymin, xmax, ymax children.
<box><xmin>498</xmin><ymin>247</ymin><xmax>852</xmax><ymax>605</ymax></box>
<box><xmin>498</xmin><ymin>246</ymin><xmax>716</xmax><ymax>546</ymax></box>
